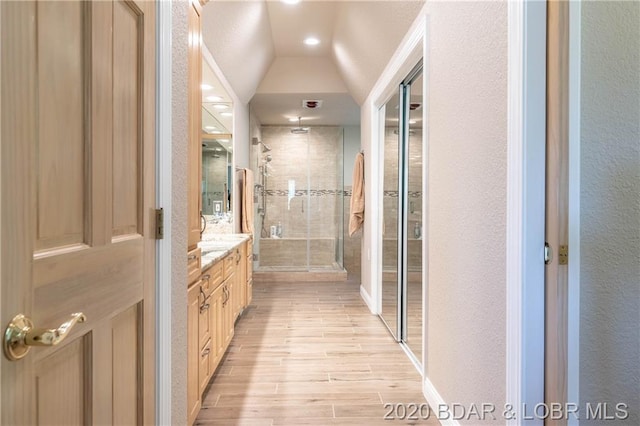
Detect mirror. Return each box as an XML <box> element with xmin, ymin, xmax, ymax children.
<box><xmin>201</xmin><ymin>59</ymin><xmax>233</xmax><ymax>219</ymax></box>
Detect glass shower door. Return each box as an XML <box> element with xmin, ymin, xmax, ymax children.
<box><xmin>308</xmin><ymin>127</ymin><xmax>344</xmax><ymax>271</ymax></box>
<box><xmin>256</xmin><ymin>127</ymin><xmax>309</xmax><ymax>270</ymax></box>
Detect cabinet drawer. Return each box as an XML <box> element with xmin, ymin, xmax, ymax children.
<box><xmin>223</xmin><ymin>253</ymin><xmax>234</xmax><ymax>279</ymax></box>
<box><xmin>207</xmin><ymin>260</ymin><xmax>223</xmax><ymax>291</ymax></box>
<box><xmin>199</xmin><ymin>339</ymin><xmax>212</xmax><ymax>395</ymax></box>
<box><xmin>187</xmin><ymin>248</ymin><xmax>201</xmax><ymax>286</ymax></box>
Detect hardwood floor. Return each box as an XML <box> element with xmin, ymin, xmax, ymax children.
<box><xmin>195</xmin><ymin>280</ymin><xmax>437</xmax><ymax>425</ymax></box>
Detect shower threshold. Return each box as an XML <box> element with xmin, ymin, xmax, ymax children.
<box><xmin>254</xmin><ymin>263</ymin><xmax>348</xmax><ymax>282</ymax></box>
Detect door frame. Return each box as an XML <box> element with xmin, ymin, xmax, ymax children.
<box><xmin>566</xmin><ymin>2</ymin><xmax>581</xmax><ymax>422</ymax></box>
<box><xmin>505</xmin><ymin>0</ymin><xmax>547</xmax><ymax>424</ymax></box>
<box><xmin>156</xmin><ymin>0</ymin><xmax>173</xmax><ymax>424</ymax></box>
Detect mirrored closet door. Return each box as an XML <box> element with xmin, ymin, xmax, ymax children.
<box><xmin>380</xmin><ymin>61</ymin><xmax>424</xmax><ymax>366</ymax></box>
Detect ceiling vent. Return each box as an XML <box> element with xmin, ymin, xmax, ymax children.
<box><xmin>302</xmin><ymin>99</ymin><xmax>323</xmax><ymax>109</ymax></box>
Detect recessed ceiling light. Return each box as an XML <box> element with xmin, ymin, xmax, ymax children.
<box><xmin>304</xmin><ymin>37</ymin><xmax>320</xmax><ymax>46</ymax></box>
<box><xmin>201</xmin><ymin>84</ymin><xmax>213</xmax><ymax>90</ymax></box>
<box><xmin>282</xmin><ymin>0</ymin><xmax>300</xmax><ymax>4</ymax></box>
<box><xmin>213</xmin><ymin>104</ymin><xmax>229</xmax><ymax>110</ymax></box>
<box><xmin>206</xmin><ymin>96</ymin><xmax>223</xmax><ymax>102</ymax></box>
<box><xmin>220</xmin><ymin>112</ymin><xmax>232</xmax><ymax>117</ymax></box>
<box><xmin>288</xmin><ymin>118</ymin><xmax>300</xmax><ymax>122</ymax></box>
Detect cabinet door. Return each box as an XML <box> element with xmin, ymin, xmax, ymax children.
<box><xmin>199</xmin><ymin>282</ymin><xmax>211</xmax><ymax>349</ymax></box>
<box><xmin>187</xmin><ymin>283</ymin><xmax>201</xmax><ymax>424</ymax></box>
<box><xmin>199</xmin><ymin>339</ymin><xmax>212</xmax><ymax>395</ymax></box>
<box><xmin>247</xmin><ymin>279</ymin><xmax>253</xmax><ymax>307</ymax></box>
<box><xmin>223</xmin><ymin>283</ymin><xmax>234</xmax><ymax>348</ymax></box>
<box><xmin>210</xmin><ymin>283</ymin><xmax>224</xmax><ymax>370</ymax></box>
<box><xmin>239</xmin><ymin>245</ymin><xmax>247</xmax><ymax>308</ymax></box>
<box><xmin>187</xmin><ymin>0</ymin><xmax>202</xmax><ymax>249</ymax></box>
<box><xmin>246</xmin><ymin>242</ymin><xmax>253</xmax><ymax>307</ymax></box>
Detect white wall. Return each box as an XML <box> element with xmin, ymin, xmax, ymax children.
<box><xmin>170</xmin><ymin>1</ymin><xmax>189</xmax><ymax>423</ymax></box>
<box><xmin>257</xmin><ymin>57</ymin><xmax>348</xmax><ymax>94</ymax></box>
<box><xmin>362</xmin><ymin>0</ymin><xmax>509</xmax><ymax>415</ymax></box>
<box><xmin>579</xmin><ymin>2</ymin><xmax>640</xmax><ymax>424</ymax></box>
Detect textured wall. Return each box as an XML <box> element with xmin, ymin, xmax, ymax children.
<box><xmin>579</xmin><ymin>2</ymin><xmax>640</xmax><ymax>424</ymax></box>
<box><xmin>332</xmin><ymin>1</ymin><xmax>425</xmax><ymax>104</ymax></box>
<box><xmin>171</xmin><ymin>1</ymin><xmax>189</xmax><ymax>423</ymax></box>
<box><xmin>257</xmin><ymin>57</ymin><xmax>348</xmax><ymax>94</ymax></box>
<box><xmin>425</xmin><ymin>0</ymin><xmax>508</xmax><ymax>413</ymax></box>
<box><xmin>201</xmin><ymin>1</ymin><xmax>274</xmax><ymax>104</ymax></box>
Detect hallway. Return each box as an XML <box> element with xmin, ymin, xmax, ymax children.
<box><xmin>195</xmin><ymin>281</ymin><xmax>437</xmax><ymax>425</ymax></box>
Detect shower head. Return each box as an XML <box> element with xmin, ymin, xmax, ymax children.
<box><xmin>262</xmin><ymin>144</ymin><xmax>272</xmax><ymax>153</ymax></box>
<box><xmin>291</xmin><ymin>117</ymin><xmax>309</xmax><ymax>134</ymax></box>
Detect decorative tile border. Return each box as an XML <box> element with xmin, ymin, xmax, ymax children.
<box><xmin>259</xmin><ymin>189</ymin><xmax>421</xmax><ymax>198</ymax></box>
<box><xmin>382</xmin><ymin>190</ymin><xmax>422</xmax><ymax>198</ymax></box>
<box><xmin>263</xmin><ymin>189</ymin><xmax>346</xmax><ymax>197</ymax></box>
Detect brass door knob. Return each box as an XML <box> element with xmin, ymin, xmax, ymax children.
<box><xmin>3</xmin><ymin>312</ymin><xmax>86</xmax><ymax>361</ymax></box>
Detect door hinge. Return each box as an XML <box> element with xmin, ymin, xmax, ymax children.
<box><xmin>544</xmin><ymin>242</ymin><xmax>552</xmax><ymax>264</ymax></box>
<box><xmin>155</xmin><ymin>208</ymin><xmax>164</xmax><ymax>239</ymax></box>
<box><xmin>558</xmin><ymin>245</ymin><xmax>568</xmax><ymax>265</ymax></box>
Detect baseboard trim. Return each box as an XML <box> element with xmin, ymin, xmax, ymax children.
<box><xmin>359</xmin><ymin>285</ymin><xmax>375</xmax><ymax>313</ymax></box>
<box><xmin>423</xmin><ymin>376</ymin><xmax>461</xmax><ymax>426</ymax></box>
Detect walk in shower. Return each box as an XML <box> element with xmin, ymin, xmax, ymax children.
<box><xmin>251</xmin><ymin>125</ymin><xmax>345</xmax><ymax>277</ymax></box>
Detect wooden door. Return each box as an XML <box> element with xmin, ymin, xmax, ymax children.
<box><xmin>545</xmin><ymin>1</ymin><xmax>569</xmax><ymax>423</ymax></box>
<box><xmin>1</xmin><ymin>1</ymin><xmax>156</xmax><ymax>424</ymax></box>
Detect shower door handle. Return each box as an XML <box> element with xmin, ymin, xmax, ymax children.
<box><xmin>301</xmin><ymin>199</ymin><xmax>304</xmax><ymax>213</ymax></box>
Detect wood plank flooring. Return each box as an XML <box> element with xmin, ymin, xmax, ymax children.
<box><xmin>195</xmin><ymin>281</ymin><xmax>437</xmax><ymax>425</ymax></box>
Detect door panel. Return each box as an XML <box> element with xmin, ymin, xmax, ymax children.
<box><xmin>35</xmin><ymin>337</ymin><xmax>90</xmax><ymax>425</ymax></box>
<box><xmin>1</xmin><ymin>1</ymin><xmax>156</xmax><ymax>424</ymax></box>
<box><xmin>36</xmin><ymin>1</ymin><xmax>86</xmax><ymax>252</ymax></box>
<box><xmin>112</xmin><ymin>0</ymin><xmax>142</xmax><ymax>238</ymax></box>
<box><xmin>380</xmin><ymin>93</ymin><xmax>401</xmax><ymax>340</ymax></box>
<box><xmin>112</xmin><ymin>305</ymin><xmax>140</xmax><ymax>425</ymax></box>
<box><xmin>405</xmin><ymin>69</ymin><xmax>424</xmax><ymax>364</ymax></box>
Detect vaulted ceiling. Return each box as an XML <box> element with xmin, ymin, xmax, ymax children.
<box><xmin>202</xmin><ymin>0</ymin><xmax>424</xmax><ymax>125</ymax></box>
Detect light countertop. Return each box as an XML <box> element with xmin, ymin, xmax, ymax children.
<box><xmin>198</xmin><ymin>234</ymin><xmax>252</xmax><ymax>271</ymax></box>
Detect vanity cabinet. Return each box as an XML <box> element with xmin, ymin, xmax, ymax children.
<box><xmin>187</xmin><ymin>239</ymin><xmax>252</xmax><ymax>424</ymax></box>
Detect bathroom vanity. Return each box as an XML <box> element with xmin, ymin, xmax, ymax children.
<box><xmin>187</xmin><ymin>235</ymin><xmax>253</xmax><ymax>425</ymax></box>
